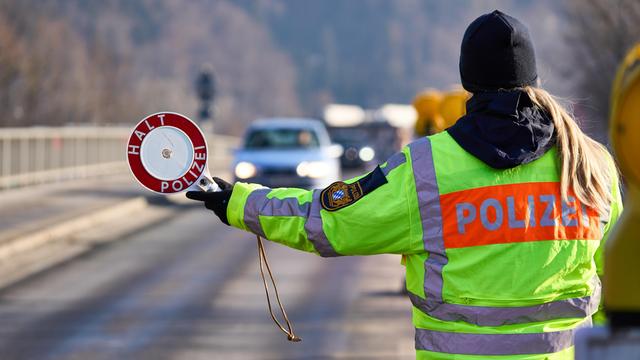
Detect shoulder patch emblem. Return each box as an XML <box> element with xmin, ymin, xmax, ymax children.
<box><xmin>321</xmin><ymin>181</ymin><xmax>363</xmax><ymax>211</ymax></box>
<box><xmin>320</xmin><ymin>166</ymin><xmax>388</xmax><ymax>211</ymax></box>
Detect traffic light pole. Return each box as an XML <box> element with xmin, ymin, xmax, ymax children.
<box><xmin>196</xmin><ymin>65</ymin><xmax>216</xmax><ymax>131</ymax></box>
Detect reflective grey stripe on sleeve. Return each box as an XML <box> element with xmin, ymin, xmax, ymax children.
<box><xmin>304</xmin><ymin>189</ymin><xmax>341</xmax><ymax>257</ymax></box>
<box><xmin>259</xmin><ymin>196</ymin><xmax>311</xmax><ymax>217</ymax></box>
<box><xmin>381</xmin><ymin>152</ymin><xmax>407</xmax><ymax>176</ymax></box>
<box><xmin>409</xmin><ymin>137</ymin><xmax>447</xmax><ymax>304</ymax></box>
<box><xmin>415</xmin><ymin>318</ymin><xmax>591</xmax><ymax>355</ymax></box>
<box><xmin>243</xmin><ymin>189</ymin><xmax>270</xmax><ymax>237</ymax></box>
<box><xmin>243</xmin><ymin>188</ymin><xmax>339</xmax><ymax>257</ymax></box>
<box><xmin>407</xmin><ymin>136</ymin><xmax>601</xmax><ymax>326</ymax></box>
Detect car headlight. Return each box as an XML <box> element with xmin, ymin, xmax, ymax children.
<box><xmin>235</xmin><ymin>161</ymin><xmax>257</xmax><ymax>179</ymax></box>
<box><xmin>359</xmin><ymin>146</ymin><xmax>375</xmax><ymax>162</ymax></box>
<box><xmin>296</xmin><ymin>161</ymin><xmax>330</xmax><ymax>179</ymax></box>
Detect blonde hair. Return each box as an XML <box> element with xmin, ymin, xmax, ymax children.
<box><xmin>523</xmin><ymin>86</ymin><xmax>615</xmax><ymax>215</ymax></box>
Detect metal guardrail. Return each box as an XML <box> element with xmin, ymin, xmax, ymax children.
<box><xmin>0</xmin><ymin>127</ymin><xmax>239</xmax><ymax>190</ymax></box>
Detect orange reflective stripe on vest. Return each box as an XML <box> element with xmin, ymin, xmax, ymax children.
<box><xmin>441</xmin><ymin>182</ymin><xmax>601</xmax><ymax>249</ymax></box>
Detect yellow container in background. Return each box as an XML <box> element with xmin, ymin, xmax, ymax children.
<box><xmin>606</xmin><ymin>44</ymin><xmax>640</xmax><ymax>323</ymax></box>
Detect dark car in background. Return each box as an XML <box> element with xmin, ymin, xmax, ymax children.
<box><xmin>328</xmin><ymin>122</ymin><xmax>400</xmax><ymax>170</ymax></box>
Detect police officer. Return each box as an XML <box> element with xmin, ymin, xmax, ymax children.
<box><xmin>187</xmin><ymin>10</ymin><xmax>623</xmax><ymax>360</ymax></box>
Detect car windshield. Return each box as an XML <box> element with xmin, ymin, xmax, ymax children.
<box><xmin>245</xmin><ymin>128</ymin><xmax>320</xmax><ymax>149</ymax></box>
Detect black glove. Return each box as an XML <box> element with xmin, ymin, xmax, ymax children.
<box><xmin>186</xmin><ymin>177</ymin><xmax>233</xmax><ymax>225</ymax></box>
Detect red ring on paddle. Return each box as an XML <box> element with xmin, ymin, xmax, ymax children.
<box><xmin>127</xmin><ymin>112</ymin><xmax>208</xmax><ymax>194</ymax></box>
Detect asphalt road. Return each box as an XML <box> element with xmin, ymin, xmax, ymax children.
<box><xmin>0</xmin><ymin>203</ymin><xmax>414</xmax><ymax>360</ymax></box>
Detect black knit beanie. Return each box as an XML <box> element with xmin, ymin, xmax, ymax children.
<box><xmin>459</xmin><ymin>10</ymin><xmax>538</xmax><ymax>93</ymax></box>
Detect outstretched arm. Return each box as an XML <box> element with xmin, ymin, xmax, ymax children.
<box><xmin>192</xmin><ymin>148</ymin><xmax>424</xmax><ymax>257</ymax></box>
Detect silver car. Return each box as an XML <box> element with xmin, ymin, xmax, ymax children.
<box><xmin>232</xmin><ymin>118</ymin><xmax>342</xmax><ymax>189</ymax></box>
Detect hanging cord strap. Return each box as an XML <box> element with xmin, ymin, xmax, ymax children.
<box><xmin>256</xmin><ymin>235</ymin><xmax>302</xmax><ymax>342</ymax></box>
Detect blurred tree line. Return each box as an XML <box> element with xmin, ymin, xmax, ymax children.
<box><xmin>0</xmin><ymin>0</ymin><xmax>637</xmax><ymax>137</ymax></box>
<box><xmin>235</xmin><ymin>0</ymin><xmax>567</xmax><ymax>118</ymax></box>
<box><xmin>0</xmin><ymin>0</ymin><xmax>137</xmax><ymax>127</ymax></box>
<box><xmin>564</xmin><ymin>0</ymin><xmax>640</xmax><ymax>138</ymax></box>
<box><xmin>0</xmin><ymin>0</ymin><xmax>301</xmax><ymax>133</ymax></box>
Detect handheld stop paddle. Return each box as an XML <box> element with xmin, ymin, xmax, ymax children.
<box><xmin>127</xmin><ymin>112</ymin><xmax>219</xmax><ymax>194</ymax></box>
<box><xmin>127</xmin><ymin>112</ymin><xmax>301</xmax><ymax>342</ymax></box>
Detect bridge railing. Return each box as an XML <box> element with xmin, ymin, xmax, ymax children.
<box><xmin>0</xmin><ymin>127</ymin><xmax>239</xmax><ymax>190</ymax></box>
